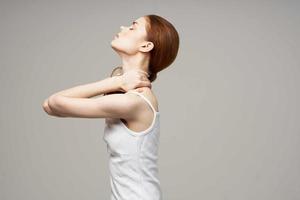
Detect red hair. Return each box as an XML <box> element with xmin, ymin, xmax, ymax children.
<box><xmin>144</xmin><ymin>14</ymin><xmax>180</xmax><ymax>82</ymax></box>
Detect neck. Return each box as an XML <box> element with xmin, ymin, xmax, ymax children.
<box><xmin>119</xmin><ymin>52</ymin><xmax>150</xmax><ymax>76</ymax></box>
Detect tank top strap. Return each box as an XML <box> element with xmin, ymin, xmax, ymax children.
<box><xmin>127</xmin><ymin>90</ymin><xmax>158</xmax><ymax>114</ymax></box>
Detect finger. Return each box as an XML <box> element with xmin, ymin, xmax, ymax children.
<box><xmin>141</xmin><ymin>75</ymin><xmax>148</xmax><ymax>81</ymax></box>
<box><xmin>136</xmin><ymin>88</ymin><xmax>144</xmax><ymax>92</ymax></box>
<box><xmin>135</xmin><ymin>69</ymin><xmax>146</xmax><ymax>74</ymax></box>
<box><xmin>136</xmin><ymin>70</ymin><xmax>150</xmax><ymax>77</ymax></box>
<box><xmin>142</xmin><ymin>81</ymin><xmax>152</xmax><ymax>88</ymax></box>
<box><xmin>138</xmin><ymin>80</ymin><xmax>148</xmax><ymax>88</ymax></box>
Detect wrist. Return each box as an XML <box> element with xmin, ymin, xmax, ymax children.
<box><xmin>111</xmin><ymin>76</ymin><xmax>124</xmax><ymax>92</ymax></box>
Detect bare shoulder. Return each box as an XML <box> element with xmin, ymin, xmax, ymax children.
<box><xmin>126</xmin><ymin>87</ymin><xmax>159</xmax><ymax>112</ymax></box>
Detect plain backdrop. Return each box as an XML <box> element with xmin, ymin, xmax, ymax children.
<box><xmin>1</xmin><ymin>0</ymin><xmax>299</xmax><ymax>200</ymax></box>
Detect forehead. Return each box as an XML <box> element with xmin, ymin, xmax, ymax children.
<box><xmin>133</xmin><ymin>17</ymin><xmax>148</xmax><ymax>39</ymax></box>
<box><xmin>135</xmin><ymin>17</ymin><xmax>145</xmax><ymax>23</ymax></box>
<box><xmin>134</xmin><ymin>17</ymin><xmax>147</xmax><ymax>29</ymax></box>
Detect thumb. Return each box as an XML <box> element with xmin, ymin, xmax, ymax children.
<box><xmin>142</xmin><ymin>81</ymin><xmax>152</xmax><ymax>89</ymax></box>
<box><xmin>136</xmin><ymin>88</ymin><xmax>144</xmax><ymax>92</ymax></box>
<box><xmin>137</xmin><ymin>69</ymin><xmax>150</xmax><ymax>78</ymax></box>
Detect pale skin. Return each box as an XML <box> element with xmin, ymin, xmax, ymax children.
<box><xmin>42</xmin><ymin>16</ymin><xmax>159</xmax><ymax>132</ymax></box>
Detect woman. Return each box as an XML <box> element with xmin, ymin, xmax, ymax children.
<box><xmin>42</xmin><ymin>14</ymin><xmax>179</xmax><ymax>200</ymax></box>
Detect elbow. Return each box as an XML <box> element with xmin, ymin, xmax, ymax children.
<box><xmin>42</xmin><ymin>99</ymin><xmax>55</xmax><ymax>116</ymax></box>
<box><xmin>42</xmin><ymin>96</ymin><xmax>64</xmax><ymax>117</ymax></box>
<box><xmin>42</xmin><ymin>99</ymin><xmax>50</xmax><ymax>114</ymax></box>
<box><xmin>48</xmin><ymin>95</ymin><xmax>61</xmax><ymax>112</ymax></box>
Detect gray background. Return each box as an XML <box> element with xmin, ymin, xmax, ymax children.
<box><xmin>1</xmin><ymin>0</ymin><xmax>299</xmax><ymax>200</ymax></box>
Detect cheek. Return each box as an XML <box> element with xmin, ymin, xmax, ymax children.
<box><xmin>123</xmin><ymin>34</ymin><xmax>140</xmax><ymax>45</ymax></box>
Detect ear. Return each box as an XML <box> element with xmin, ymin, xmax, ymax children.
<box><xmin>139</xmin><ymin>41</ymin><xmax>154</xmax><ymax>53</ymax></box>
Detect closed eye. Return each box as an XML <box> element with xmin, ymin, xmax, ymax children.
<box><xmin>130</xmin><ymin>21</ymin><xmax>137</xmax><ymax>29</ymax></box>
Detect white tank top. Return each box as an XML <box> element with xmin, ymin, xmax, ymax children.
<box><xmin>103</xmin><ymin>90</ymin><xmax>162</xmax><ymax>200</ymax></box>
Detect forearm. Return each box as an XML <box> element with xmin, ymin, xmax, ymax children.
<box><xmin>49</xmin><ymin>76</ymin><xmax>122</xmax><ymax>98</ymax></box>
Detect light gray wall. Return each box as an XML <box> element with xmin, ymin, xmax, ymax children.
<box><xmin>1</xmin><ymin>0</ymin><xmax>299</xmax><ymax>200</ymax></box>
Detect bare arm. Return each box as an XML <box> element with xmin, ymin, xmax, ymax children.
<box><xmin>49</xmin><ymin>76</ymin><xmax>122</xmax><ymax>98</ymax></box>
<box><xmin>42</xmin><ymin>76</ymin><xmax>122</xmax><ymax>116</ymax></box>
<box><xmin>42</xmin><ymin>69</ymin><xmax>151</xmax><ymax>118</ymax></box>
<box><xmin>45</xmin><ymin>92</ymin><xmax>141</xmax><ymax>119</ymax></box>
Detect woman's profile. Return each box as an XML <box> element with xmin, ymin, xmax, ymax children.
<box><xmin>42</xmin><ymin>14</ymin><xmax>179</xmax><ymax>200</ymax></box>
